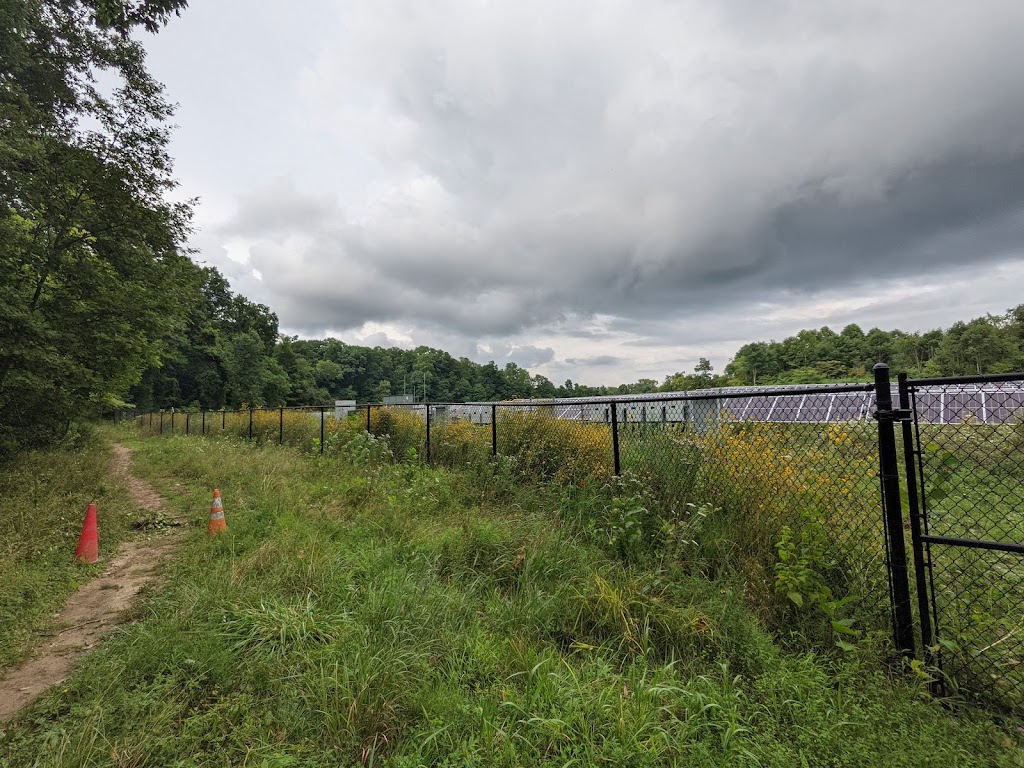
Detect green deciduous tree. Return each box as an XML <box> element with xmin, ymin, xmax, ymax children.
<box><xmin>0</xmin><ymin>0</ymin><xmax>193</xmax><ymax>450</ymax></box>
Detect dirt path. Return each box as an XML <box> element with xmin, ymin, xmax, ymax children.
<box><xmin>0</xmin><ymin>444</ymin><xmax>184</xmax><ymax>721</ymax></box>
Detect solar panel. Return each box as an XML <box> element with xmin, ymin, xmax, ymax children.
<box><xmin>416</xmin><ymin>380</ymin><xmax>1021</xmax><ymax>428</ymax></box>
<box><xmin>500</xmin><ymin>381</ymin><xmax>1024</xmax><ymax>425</ymax></box>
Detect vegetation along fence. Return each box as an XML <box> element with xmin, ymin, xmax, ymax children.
<box><xmin>121</xmin><ymin>364</ymin><xmax>1024</xmax><ymax>710</ymax></box>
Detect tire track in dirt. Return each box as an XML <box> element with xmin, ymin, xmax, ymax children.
<box><xmin>0</xmin><ymin>443</ymin><xmax>184</xmax><ymax>721</ymax></box>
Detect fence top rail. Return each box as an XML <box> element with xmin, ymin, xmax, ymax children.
<box><xmin>127</xmin><ymin>382</ymin><xmax>881</xmax><ymax>416</ymax></box>
<box><xmin>131</xmin><ymin>376</ymin><xmax>1024</xmax><ymax>414</ymax></box>
<box><xmin>905</xmin><ymin>371</ymin><xmax>1024</xmax><ymax>387</ymax></box>
<box><xmin>501</xmin><ymin>383</ymin><xmax>875</xmax><ymax>407</ymax></box>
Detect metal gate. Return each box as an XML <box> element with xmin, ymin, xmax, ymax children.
<box><xmin>896</xmin><ymin>371</ymin><xmax>1024</xmax><ymax>709</ymax></box>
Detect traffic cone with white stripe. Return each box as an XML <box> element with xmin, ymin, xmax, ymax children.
<box><xmin>207</xmin><ymin>489</ymin><xmax>226</xmax><ymax>537</ymax></box>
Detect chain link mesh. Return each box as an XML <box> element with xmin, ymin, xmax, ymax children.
<box><xmin>909</xmin><ymin>379</ymin><xmax>1024</xmax><ymax>710</ymax></box>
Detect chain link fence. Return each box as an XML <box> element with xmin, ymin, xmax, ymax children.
<box><xmin>904</xmin><ymin>376</ymin><xmax>1024</xmax><ymax>710</ymax></box>
<box><xmin>122</xmin><ymin>373</ymin><xmax>1024</xmax><ymax>709</ymax></box>
<box><xmin>125</xmin><ymin>385</ymin><xmax>889</xmax><ymax>639</ymax></box>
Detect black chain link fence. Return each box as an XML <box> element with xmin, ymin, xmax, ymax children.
<box><xmin>125</xmin><ymin>385</ymin><xmax>889</xmax><ymax>642</ymax></box>
<box><xmin>122</xmin><ymin>374</ymin><xmax>1024</xmax><ymax>710</ymax></box>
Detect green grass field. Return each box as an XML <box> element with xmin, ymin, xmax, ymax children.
<box><xmin>1</xmin><ymin>426</ymin><xmax>1021</xmax><ymax>766</ymax></box>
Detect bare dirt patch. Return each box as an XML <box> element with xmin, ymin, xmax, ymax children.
<box><xmin>0</xmin><ymin>444</ymin><xmax>184</xmax><ymax>721</ymax></box>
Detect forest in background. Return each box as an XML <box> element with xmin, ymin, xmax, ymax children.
<box><xmin>127</xmin><ymin>291</ymin><xmax>1024</xmax><ymax>410</ymax></box>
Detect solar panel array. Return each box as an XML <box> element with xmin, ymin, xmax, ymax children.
<box><xmin>482</xmin><ymin>382</ymin><xmax>1024</xmax><ymax>426</ymax></box>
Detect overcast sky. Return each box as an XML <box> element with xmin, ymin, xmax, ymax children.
<box><xmin>141</xmin><ymin>1</ymin><xmax>1024</xmax><ymax>385</ymax></box>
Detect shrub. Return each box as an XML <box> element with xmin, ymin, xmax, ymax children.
<box><xmin>431</xmin><ymin>419</ymin><xmax>491</xmax><ymax>470</ymax></box>
<box><xmin>496</xmin><ymin>408</ymin><xmax>613</xmax><ymax>484</ymax></box>
<box><xmin>369</xmin><ymin>407</ymin><xmax>426</xmax><ymax>459</ymax></box>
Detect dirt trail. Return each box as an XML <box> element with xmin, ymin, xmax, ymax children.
<box><xmin>0</xmin><ymin>444</ymin><xmax>184</xmax><ymax>721</ymax></box>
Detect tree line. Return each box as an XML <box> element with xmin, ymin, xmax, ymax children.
<box><xmin>127</xmin><ymin>297</ymin><xmax>1024</xmax><ymax>411</ymax></box>
<box><xmin>125</xmin><ymin>269</ymin><xmax>560</xmax><ymax>409</ymax></box>
<box><xmin>722</xmin><ymin>308</ymin><xmax>1024</xmax><ymax>386</ymax></box>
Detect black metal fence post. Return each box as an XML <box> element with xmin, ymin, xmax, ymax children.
<box><xmin>159</xmin><ymin>411</ymin><xmax>163</xmax><ymax>435</ymax></box>
<box><xmin>279</xmin><ymin>406</ymin><xmax>284</xmax><ymax>445</ymax></box>
<box><xmin>222</xmin><ymin>410</ymin><xmax>226</xmax><ymax>431</ymax></box>
<box><xmin>425</xmin><ymin>404</ymin><xmax>432</xmax><ymax>464</ymax></box>
<box><xmin>202</xmin><ymin>411</ymin><xmax>206</xmax><ymax>435</ymax></box>
<box><xmin>367</xmin><ymin>404</ymin><xmax>372</xmax><ymax>432</ymax></box>
<box><xmin>171</xmin><ymin>411</ymin><xmax>175</xmax><ymax>433</ymax></box>
<box><xmin>873</xmin><ymin>363</ymin><xmax>916</xmax><ymax>657</ymax></box>
<box><xmin>320</xmin><ymin>407</ymin><xmax>325</xmax><ymax>455</ymax></box>
<box><xmin>185</xmin><ymin>412</ymin><xmax>190</xmax><ymax>435</ymax></box>
<box><xmin>898</xmin><ymin>373</ymin><xmax>935</xmax><ymax>664</ymax></box>
<box><xmin>491</xmin><ymin>403</ymin><xmax>497</xmax><ymax>457</ymax></box>
<box><xmin>248</xmin><ymin>408</ymin><xmax>253</xmax><ymax>441</ymax></box>
<box><xmin>611</xmin><ymin>402</ymin><xmax>621</xmax><ymax>476</ymax></box>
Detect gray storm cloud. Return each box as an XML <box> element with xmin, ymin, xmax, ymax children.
<box><xmin>198</xmin><ymin>0</ymin><xmax>1024</xmax><ymax>375</ymax></box>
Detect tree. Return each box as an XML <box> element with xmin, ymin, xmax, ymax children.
<box><xmin>218</xmin><ymin>331</ymin><xmax>289</xmax><ymax>407</ymax></box>
<box><xmin>932</xmin><ymin>317</ymin><xmax>1018</xmax><ymax>376</ymax></box>
<box><xmin>0</xmin><ymin>0</ymin><xmax>192</xmax><ymax>449</ymax></box>
<box><xmin>314</xmin><ymin>360</ymin><xmax>347</xmax><ymax>396</ymax></box>
<box><xmin>726</xmin><ymin>342</ymin><xmax>778</xmax><ymax>385</ymax></box>
<box><xmin>127</xmin><ymin>266</ymin><xmax>284</xmax><ymax>410</ymax></box>
<box><xmin>274</xmin><ymin>336</ymin><xmax>321</xmax><ymax>404</ymax></box>
<box><xmin>693</xmin><ymin>358</ymin><xmax>714</xmax><ymax>388</ymax></box>
<box><xmin>372</xmin><ymin>379</ymin><xmax>393</xmax><ymax>402</ymax></box>
<box><xmin>531</xmin><ymin>374</ymin><xmax>557</xmax><ymax>398</ymax></box>
<box><xmin>502</xmin><ymin>363</ymin><xmax>533</xmax><ymax>398</ymax></box>
<box><xmin>862</xmin><ymin>328</ymin><xmax>894</xmax><ymax>367</ymax></box>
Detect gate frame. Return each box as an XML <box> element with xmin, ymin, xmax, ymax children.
<box><xmin>899</xmin><ymin>369</ymin><xmax>1024</xmax><ymax>699</ymax></box>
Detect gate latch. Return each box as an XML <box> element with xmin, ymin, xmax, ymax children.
<box><xmin>873</xmin><ymin>407</ymin><xmax>912</xmax><ymax>422</ymax></box>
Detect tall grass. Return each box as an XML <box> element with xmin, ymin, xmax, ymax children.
<box><xmin>129</xmin><ymin>406</ymin><xmax>1024</xmax><ymax>705</ymax></box>
<box><xmin>1</xmin><ymin>432</ymin><xmax>1018</xmax><ymax>766</ymax></box>
<box><xmin>0</xmin><ymin>428</ymin><xmax>142</xmax><ymax>670</ymax></box>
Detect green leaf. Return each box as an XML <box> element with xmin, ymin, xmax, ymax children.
<box><xmin>787</xmin><ymin>591</ymin><xmax>804</xmax><ymax>608</ymax></box>
<box><xmin>831</xmin><ymin>619</ymin><xmax>862</xmax><ymax>636</ymax></box>
<box><xmin>909</xmin><ymin>659</ymin><xmax>936</xmax><ymax>682</ymax></box>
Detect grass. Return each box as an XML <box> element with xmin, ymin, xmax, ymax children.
<box><xmin>0</xmin><ymin>425</ymin><xmax>142</xmax><ymax>670</ymax></box>
<box><xmin>0</xmin><ymin>427</ymin><xmax>1021</xmax><ymax>766</ymax></box>
<box><xmin>131</xmin><ymin>408</ymin><xmax>1024</xmax><ymax>707</ymax></box>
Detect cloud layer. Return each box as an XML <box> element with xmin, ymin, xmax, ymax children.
<box><xmin>148</xmin><ymin>1</ymin><xmax>1024</xmax><ymax>383</ymax></box>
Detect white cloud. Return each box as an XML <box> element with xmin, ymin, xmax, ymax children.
<box><xmin>144</xmin><ymin>1</ymin><xmax>1024</xmax><ymax>385</ymax></box>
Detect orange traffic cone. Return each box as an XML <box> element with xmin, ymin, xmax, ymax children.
<box><xmin>75</xmin><ymin>503</ymin><xmax>98</xmax><ymax>563</ymax></box>
<box><xmin>207</xmin><ymin>489</ymin><xmax>226</xmax><ymax>537</ymax></box>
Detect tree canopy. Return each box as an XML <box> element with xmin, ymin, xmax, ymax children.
<box><xmin>723</xmin><ymin>308</ymin><xmax>1024</xmax><ymax>386</ymax></box>
<box><xmin>124</xmin><ymin>301</ymin><xmax>1024</xmax><ymax>413</ymax></box>
<box><xmin>0</xmin><ymin>0</ymin><xmax>192</xmax><ymax>450</ymax></box>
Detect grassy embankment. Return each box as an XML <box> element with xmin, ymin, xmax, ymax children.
<box><xmin>0</xmin><ymin>423</ymin><xmax>1021</xmax><ymax>766</ymax></box>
